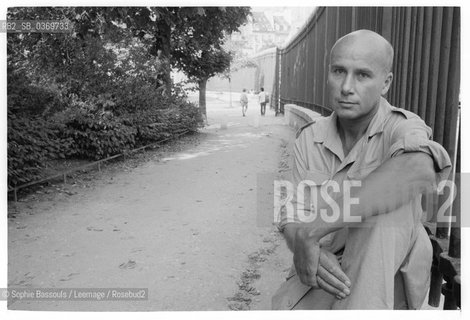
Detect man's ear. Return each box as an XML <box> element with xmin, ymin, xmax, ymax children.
<box><xmin>381</xmin><ymin>72</ymin><xmax>393</xmax><ymax>96</ymax></box>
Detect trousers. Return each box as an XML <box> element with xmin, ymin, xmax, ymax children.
<box><xmin>293</xmin><ymin>203</ymin><xmax>432</xmax><ymax>309</ymax></box>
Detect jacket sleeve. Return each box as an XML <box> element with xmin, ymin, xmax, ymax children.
<box><xmin>388</xmin><ymin>116</ymin><xmax>452</xmax><ymax>183</ymax></box>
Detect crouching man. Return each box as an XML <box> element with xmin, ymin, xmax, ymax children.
<box><xmin>274</xmin><ymin>29</ymin><xmax>451</xmax><ymax>310</ymax></box>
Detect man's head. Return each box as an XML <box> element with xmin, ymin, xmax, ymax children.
<box><xmin>260</xmin><ymin>87</ymin><xmax>264</xmax><ymax>92</ymax></box>
<box><xmin>243</xmin><ymin>88</ymin><xmax>246</xmax><ymax>92</ymax></box>
<box><xmin>327</xmin><ymin>29</ymin><xmax>394</xmax><ymax>121</ymax></box>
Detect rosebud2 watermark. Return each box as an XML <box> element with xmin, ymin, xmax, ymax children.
<box><xmin>1</xmin><ymin>288</ymin><xmax>148</xmax><ymax>301</ymax></box>
<box><xmin>274</xmin><ymin>179</ymin><xmax>363</xmax><ymax>224</ymax></box>
<box><xmin>255</xmin><ymin>173</ymin><xmax>460</xmax><ymax>227</ymax></box>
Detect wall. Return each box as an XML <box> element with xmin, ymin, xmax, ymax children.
<box><xmin>206</xmin><ymin>67</ymin><xmax>257</xmax><ymax>93</ymax></box>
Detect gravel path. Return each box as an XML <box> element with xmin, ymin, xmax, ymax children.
<box><xmin>7</xmin><ymin>92</ymin><xmax>294</xmax><ymax>311</ymax></box>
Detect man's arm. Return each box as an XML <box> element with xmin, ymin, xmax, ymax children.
<box><xmin>300</xmin><ymin>152</ymin><xmax>435</xmax><ymax>240</ymax></box>
<box><xmin>280</xmin><ymin>128</ymin><xmax>353</xmax><ymax>298</ymax></box>
<box><xmin>284</xmin><ymin>223</ymin><xmax>352</xmax><ymax>299</ymax></box>
<box><xmin>291</xmin><ymin>152</ymin><xmax>437</xmax><ymax>286</ymax></box>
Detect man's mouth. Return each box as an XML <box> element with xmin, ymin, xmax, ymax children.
<box><xmin>338</xmin><ymin>100</ymin><xmax>358</xmax><ymax>106</ymax></box>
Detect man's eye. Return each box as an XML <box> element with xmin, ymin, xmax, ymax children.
<box><xmin>358</xmin><ymin>72</ymin><xmax>370</xmax><ymax>78</ymax></box>
<box><xmin>333</xmin><ymin>69</ymin><xmax>345</xmax><ymax>75</ymax></box>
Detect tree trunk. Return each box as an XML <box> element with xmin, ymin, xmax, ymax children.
<box><xmin>229</xmin><ymin>77</ymin><xmax>232</xmax><ymax>108</ymax></box>
<box><xmin>198</xmin><ymin>78</ymin><xmax>208</xmax><ymax>123</ymax></box>
<box><xmin>156</xmin><ymin>19</ymin><xmax>172</xmax><ymax>96</ymax></box>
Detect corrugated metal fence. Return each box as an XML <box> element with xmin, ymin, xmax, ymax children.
<box><xmin>258</xmin><ymin>6</ymin><xmax>460</xmax><ymax>309</ymax></box>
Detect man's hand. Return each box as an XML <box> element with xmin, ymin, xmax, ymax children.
<box><xmin>317</xmin><ymin>249</ymin><xmax>351</xmax><ymax>299</ymax></box>
<box><xmin>293</xmin><ymin>227</ymin><xmax>320</xmax><ymax>287</ymax></box>
<box><xmin>293</xmin><ymin>227</ymin><xmax>351</xmax><ymax>299</ymax></box>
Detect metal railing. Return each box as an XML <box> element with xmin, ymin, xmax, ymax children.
<box><xmin>8</xmin><ymin>129</ymin><xmax>191</xmax><ymax>202</ymax></box>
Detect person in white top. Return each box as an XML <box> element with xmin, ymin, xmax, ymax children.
<box><xmin>258</xmin><ymin>87</ymin><xmax>267</xmax><ymax>116</ymax></box>
<box><xmin>240</xmin><ymin>88</ymin><xmax>248</xmax><ymax>116</ymax></box>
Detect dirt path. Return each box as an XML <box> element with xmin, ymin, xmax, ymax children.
<box><xmin>7</xmin><ymin>92</ymin><xmax>294</xmax><ymax>311</ymax></box>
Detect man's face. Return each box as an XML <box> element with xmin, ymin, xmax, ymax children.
<box><xmin>327</xmin><ymin>39</ymin><xmax>392</xmax><ymax>121</ymax></box>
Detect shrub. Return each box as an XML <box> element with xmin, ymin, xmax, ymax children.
<box><xmin>8</xmin><ymin>87</ymin><xmax>203</xmax><ymax>188</ymax></box>
<box><xmin>57</xmin><ymin>108</ymin><xmax>137</xmax><ymax>160</ymax></box>
<box><xmin>111</xmin><ymin>79</ymin><xmax>161</xmax><ymax>114</ymax></box>
<box><xmin>7</xmin><ymin>112</ymin><xmax>74</xmax><ymax>188</ymax></box>
<box><xmin>123</xmin><ymin>95</ymin><xmax>203</xmax><ymax>146</ymax></box>
<box><xmin>7</xmin><ymin>66</ymin><xmax>64</xmax><ymax>117</ymax></box>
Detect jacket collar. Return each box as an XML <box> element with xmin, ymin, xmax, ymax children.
<box><xmin>366</xmin><ymin>97</ymin><xmax>391</xmax><ymax>138</ymax></box>
<box><xmin>315</xmin><ymin>97</ymin><xmax>391</xmax><ymax>160</ymax></box>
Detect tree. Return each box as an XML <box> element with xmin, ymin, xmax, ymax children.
<box><xmin>7</xmin><ymin>7</ymin><xmax>207</xmax><ymax>187</ymax></box>
<box><xmin>8</xmin><ymin>7</ymin><xmax>158</xmax><ymax>115</ymax></box>
<box><xmin>221</xmin><ymin>37</ymin><xmax>258</xmax><ymax>108</ymax></box>
<box><xmin>8</xmin><ymin>6</ymin><xmax>251</xmax><ymax>120</ymax></box>
<box><xmin>171</xmin><ymin>7</ymin><xmax>251</xmax><ymax>120</ymax></box>
<box><xmin>70</xmin><ymin>7</ymin><xmax>251</xmax><ymax>110</ymax></box>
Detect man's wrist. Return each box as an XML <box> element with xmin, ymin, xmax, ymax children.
<box><xmin>295</xmin><ymin>224</ymin><xmax>322</xmax><ymax>243</ymax></box>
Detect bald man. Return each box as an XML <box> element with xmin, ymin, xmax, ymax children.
<box><xmin>274</xmin><ymin>30</ymin><xmax>451</xmax><ymax>309</ymax></box>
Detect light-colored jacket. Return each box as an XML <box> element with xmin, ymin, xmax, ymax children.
<box><xmin>258</xmin><ymin>91</ymin><xmax>267</xmax><ymax>103</ymax></box>
<box><xmin>275</xmin><ymin>97</ymin><xmax>452</xmax><ymax>309</ymax></box>
<box><xmin>240</xmin><ymin>92</ymin><xmax>248</xmax><ymax>104</ymax></box>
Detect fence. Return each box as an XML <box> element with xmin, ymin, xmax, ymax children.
<box><xmin>8</xmin><ymin>129</ymin><xmax>191</xmax><ymax>202</ymax></box>
<box><xmin>267</xmin><ymin>6</ymin><xmax>460</xmax><ymax>309</ymax></box>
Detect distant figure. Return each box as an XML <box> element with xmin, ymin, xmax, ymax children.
<box><xmin>258</xmin><ymin>87</ymin><xmax>268</xmax><ymax>116</ymax></box>
<box><xmin>240</xmin><ymin>88</ymin><xmax>248</xmax><ymax>116</ymax></box>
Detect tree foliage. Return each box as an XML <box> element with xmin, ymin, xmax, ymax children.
<box><xmin>7</xmin><ymin>7</ymin><xmax>200</xmax><ymax>188</ymax></box>
<box><xmin>7</xmin><ymin>6</ymin><xmax>249</xmax><ymax>188</ymax></box>
<box><xmin>171</xmin><ymin>7</ymin><xmax>251</xmax><ymax>118</ymax></box>
<box><xmin>171</xmin><ymin>7</ymin><xmax>250</xmax><ymax>80</ymax></box>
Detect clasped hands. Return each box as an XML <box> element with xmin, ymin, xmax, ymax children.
<box><xmin>293</xmin><ymin>226</ymin><xmax>351</xmax><ymax>300</ymax></box>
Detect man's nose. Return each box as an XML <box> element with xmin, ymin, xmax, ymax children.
<box><xmin>341</xmin><ymin>74</ymin><xmax>354</xmax><ymax>95</ymax></box>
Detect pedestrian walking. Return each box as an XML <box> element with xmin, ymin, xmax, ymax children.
<box><xmin>240</xmin><ymin>88</ymin><xmax>248</xmax><ymax>116</ymax></box>
<box><xmin>258</xmin><ymin>87</ymin><xmax>268</xmax><ymax>116</ymax></box>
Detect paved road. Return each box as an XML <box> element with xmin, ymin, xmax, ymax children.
<box><xmin>8</xmin><ymin>91</ymin><xmax>294</xmax><ymax>311</ymax></box>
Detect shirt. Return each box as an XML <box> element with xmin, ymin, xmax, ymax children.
<box><xmin>279</xmin><ymin>97</ymin><xmax>451</xmax><ymax>230</ymax></box>
<box><xmin>259</xmin><ymin>91</ymin><xmax>267</xmax><ymax>103</ymax></box>
<box><xmin>277</xmin><ymin>97</ymin><xmax>452</xmax><ymax>308</ymax></box>
<box><xmin>240</xmin><ymin>92</ymin><xmax>248</xmax><ymax>104</ymax></box>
